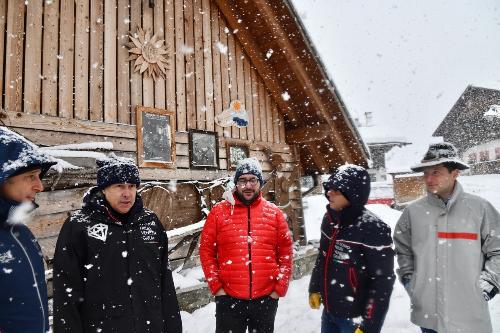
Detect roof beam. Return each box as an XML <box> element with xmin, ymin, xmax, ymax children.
<box><xmin>286</xmin><ymin>123</ymin><xmax>331</xmax><ymax>144</ymax></box>
<box><xmin>303</xmin><ymin>142</ymin><xmax>329</xmax><ymax>173</ymax></box>
<box><xmin>213</xmin><ymin>0</ymin><xmax>300</xmax><ymax>126</ymax></box>
<box><xmin>250</xmin><ymin>0</ymin><xmax>350</xmax><ymax>161</ymax></box>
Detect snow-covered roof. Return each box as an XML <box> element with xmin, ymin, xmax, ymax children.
<box><xmin>357</xmin><ymin>125</ymin><xmax>409</xmax><ymax>145</ymax></box>
<box><xmin>385</xmin><ymin>137</ymin><xmax>443</xmax><ymax>174</ymax></box>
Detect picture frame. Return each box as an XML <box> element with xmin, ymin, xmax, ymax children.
<box><xmin>136</xmin><ymin>106</ymin><xmax>176</xmax><ymax>168</ymax></box>
<box><xmin>189</xmin><ymin>130</ymin><xmax>219</xmax><ymax>170</ymax></box>
<box><xmin>226</xmin><ymin>143</ymin><xmax>250</xmax><ymax>170</ymax></box>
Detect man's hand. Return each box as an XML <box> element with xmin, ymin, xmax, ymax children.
<box><xmin>402</xmin><ymin>274</ymin><xmax>412</xmax><ymax>294</ymax></box>
<box><xmin>354</xmin><ymin>327</ymin><xmax>364</xmax><ymax>333</ymax></box>
<box><xmin>479</xmin><ymin>279</ymin><xmax>498</xmax><ymax>301</ymax></box>
<box><xmin>215</xmin><ymin>288</ymin><xmax>226</xmax><ymax>296</ymax></box>
<box><xmin>270</xmin><ymin>291</ymin><xmax>279</xmax><ymax>299</ymax></box>
<box><xmin>309</xmin><ymin>292</ymin><xmax>321</xmax><ymax>309</ymax></box>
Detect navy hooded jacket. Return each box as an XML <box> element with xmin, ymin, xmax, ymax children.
<box><xmin>309</xmin><ymin>165</ymin><xmax>395</xmax><ymax>333</ymax></box>
<box><xmin>0</xmin><ymin>127</ymin><xmax>55</xmax><ymax>333</ymax></box>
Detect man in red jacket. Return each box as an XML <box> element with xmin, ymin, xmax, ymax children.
<box><xmin>200</xmin><ymin>157</ymin><xmax>293</xmax><ymax>333</ymax></box>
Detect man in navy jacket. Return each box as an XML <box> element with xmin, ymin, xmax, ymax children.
<box><xmin>0</xmin><ymin>127</ymin><xmax>56</xmax><ymax>333</ymax></box>
<box><xmin>309</xmin><ymin>164</ymin><xmax>395</xmax><ymax>333</ymax></box>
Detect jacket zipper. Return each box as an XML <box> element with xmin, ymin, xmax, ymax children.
<box><xmin>348</xmin><ymin>267</ymin><xmax>358</xmax><ymax>293</ymax></box>
<box><xmin>247</xmin><ymin>205</ymin><xmax>253</xmax><ymax>299</ymax></box>
<box><xmin>125</xmin><ymin>226</ymin><xmax>137</xmax><ymax>332</ymax></box>
<box><xmin>10</xmin><ymin>226</ymin><xmax>46</xmax><ymax>333</ymax></box>
<box><xmin>323</xmin><ymin>226</ymin><xmax>339</xmax><ymax>312</ymax></box>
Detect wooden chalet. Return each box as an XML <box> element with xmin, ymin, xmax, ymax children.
<box><xmin>0</xmin><ymin>0</ymin><xmax>368</xmax><ymax>266</ymax></box>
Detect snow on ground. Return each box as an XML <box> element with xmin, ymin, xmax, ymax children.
<box><xmin>179</xmin><ymin>175</ymin><xmax>500</xmax><ymax>332</ymax></box>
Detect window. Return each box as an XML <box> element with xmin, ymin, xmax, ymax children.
<box><xmin>479</xmin><ymin>150</ymin><xmax>490</xmax><ymax>162</ymax></box>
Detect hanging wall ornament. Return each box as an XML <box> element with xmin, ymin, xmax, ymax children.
<box><xmin>126</xmin><ymin>26</ymin><xmax>169</xmax><ymax>81</ymax></box>
<box><xmin>215</xmin><ymin>100</ymin><xmax>249</xmax><ymax>128</ymax></box>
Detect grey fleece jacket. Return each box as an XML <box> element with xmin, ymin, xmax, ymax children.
<box><xmin>394</xmin><ymin>182</ymin><xmax>500</xmax><ymax>333</ymax></box>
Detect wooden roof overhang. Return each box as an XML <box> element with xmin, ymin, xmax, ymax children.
<box><xmin>215</xmin><ymin>0</ymin><xmax>370</xmax><ymax>175</ymax></box>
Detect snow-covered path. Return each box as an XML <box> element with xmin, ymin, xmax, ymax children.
<box><xmin>180</xmin><ymin>175</ymin><xmax>500</xmax><ymax>332</ymax></box>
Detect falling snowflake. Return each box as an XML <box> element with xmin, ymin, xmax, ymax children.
<box><xmin>122</xmin><ymin>251</ymin><xmax>128</xmax><ymax>258</ymax></box>
<box><xmin>216</xmin><ymin>41</ymin><xmax>228</xmax><ymax>55</ymax></box>
<box><xmin>127</xmin><ymin>278</ymin><xmax>133</xmax><ymax>285</ymax></box>
<box><xmin>266</xmin><ymin>49</ymin><xmax>274</xmax><ymax>59</ymax></box>
<box><xmin>281</xmin><ymin>91</ymin><xmax>290</xmax><ymax>101</ymax></box>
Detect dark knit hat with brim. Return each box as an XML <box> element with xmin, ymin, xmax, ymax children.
<box><xmin>411</xmin><ymin>142</ymin><xmax>469</xmax><ymax>172</ymax></box>
<box><xmin>96</xmin><ymin>155</ymin><xmax>140</xmax><ymax>189</ymax></box>
<box><xmin>234</xmin><ymin>157</ymin><xmax>264</xmax><ymax>186</ymax></box>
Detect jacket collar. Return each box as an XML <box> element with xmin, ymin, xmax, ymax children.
<box><xmin>426</xmin><ymin>181</ymin><xmax>463</xmax><ymax>209</ymax></box>
<box><xmin>0</xmin><ymin>196</ymin><xmax>15</xmax><ymax>226</ymax></box>
<box><xmin>326</xmin><ymin>204</ymin><xmax>365</xmax><ymax>226</ymax></box>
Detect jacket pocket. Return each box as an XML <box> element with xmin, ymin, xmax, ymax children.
<box><xmin>348</xmin><ymin>267</ymin><xmax>358</xmax><ymax>294</ymax></box>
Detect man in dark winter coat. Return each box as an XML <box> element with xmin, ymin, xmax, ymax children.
<box><xmin>309</xmin><ymin>164</ymin><xmax>395</xmax><ymax>333</ymax></box>
<box><xmin>53</xmin><ymin>156</ymin><xmax>182</xmax><ymax>333</ymax></box>
<box><xmin>0</xmin><ymin>127</ymin><xmax>56</xmax><ymax>333</ymax></box>
<box><xmin>200</xmin><ymin>157</ymin><xmax>293</xmax><ymax>333</ymax></box>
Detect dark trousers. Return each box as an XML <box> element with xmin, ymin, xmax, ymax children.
<box><xmin>421</xmin><ymin>328</ymin><xmax>437</xmax><ymax>333</ymax></box>
<box><xmin>215</xmin><ymin>295</ymin><xmax>279</xmax><ymax>333</ymax></box>
<box><xmin>321</xmin><ymin>310</ymin><xmax>358</xmax><ymax>333</ymax></box>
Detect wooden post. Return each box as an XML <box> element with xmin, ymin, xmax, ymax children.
<box><xmin>175</xmin><ymin>0</ymin><xmax>186</xmax><ymax>131</ymax></box>
<box><xmin>4</xmin><ymin>0</ymin><xmax>25</xmax><ymax>113</ymax></box>
<box><xmin>185</xmin><ymin>0</ymin><xmax>197</xmax><ymax>129</ymax></box>
<box><xmin>90</xmin><ymin>0</ymin><xmax>104</xmax><ymax>121</ymax></box>
<box><xmin>75</xmin><ymin>0</ymin><xmax>90</xmax><ymax>120</ymax></box>
<box><xmin>59</xmin><ymin>0</ymin><xmax>75</xmax><ymax>118</ymax></box>
<box><xmin>24</xmin><ymin>0</ymin><xmax>43</xmax><ymax>114</ymax></box>
<box><xmin>104</xmin><ymin>0</ymin><xmax>117</xmax><ymax>122</ymax></box>
<box><xmin>211</xmin><ymin>4</ymin><xmax>223</xmax><ymax>137</ymax></box>
<box><xmin>117</xmin><ymin>0</ymin><xmax>131</xmax><ymax>124</ymax></box>
<box><xmin>202</xmin><ymin>0</ymin><xmax>214</xmax><ymax>132</ymax></box>
<box><xmin>130</xmin><ymin>0</ymin><xmax>142</xmax><ymax>124</ymax></box>
<box><xmin>153</xmin><ymin>0</ymin><xmax>166</xmax><ymax>109</ymax></box>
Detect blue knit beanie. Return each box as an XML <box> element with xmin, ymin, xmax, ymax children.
<box><xmin>234</xmin><ymin>157</ymin><xmax>264</xmax><ymax>186</ymax></box>
<box><xmin>96</xmin><ymin>155</ymin><xmax>140</xmax><ymax>189</ymax></box>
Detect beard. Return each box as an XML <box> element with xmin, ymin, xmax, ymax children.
<box><xmin>235</xmin><ymin>189</ymin><xmax>259</xmax><ymax>205</ymax></box>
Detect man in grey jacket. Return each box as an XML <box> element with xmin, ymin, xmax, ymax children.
<box><xmin>394</xmin><ymin>142</ymin><xmax>500</xmax><ymax>333</ymax></box>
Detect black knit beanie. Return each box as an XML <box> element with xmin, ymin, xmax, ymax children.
<box><xmin>96</xmin><ymin>156</ymin><xmax>140</xmax><ymax>189</ymax></box>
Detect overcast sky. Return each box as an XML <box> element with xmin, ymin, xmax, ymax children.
<box><xmin>290</xmin><ymin>0</ymin><xmax>500</xmax><ymax>143</ymax></box>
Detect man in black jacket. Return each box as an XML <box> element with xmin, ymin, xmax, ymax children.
<box><xmin>53</xmin><ymin>156</ymin><xmax>182</xmax><ymax>333</ymax></box>
<box><xmin>308</xmin><ymin>164</ymin><xmax>395</xmax><ymax>333</ymax></box>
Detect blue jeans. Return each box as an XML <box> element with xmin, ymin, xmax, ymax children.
<box><xmin>421</xmin><ymin>328</ymin><xmax>437</xmax><ymax>333</ymax></box>
<box><xmin>321</xmin><ymin>311</ymin><xmax>358</xmax><ymax>333</ymax></box>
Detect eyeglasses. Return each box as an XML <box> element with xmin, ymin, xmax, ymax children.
<box><xmin>236</xmin><ymin>177</ymin><xmax>259</xmax><ymax>186</ymax></box>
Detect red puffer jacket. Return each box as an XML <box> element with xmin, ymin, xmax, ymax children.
<box><xmin>200</xmin><ymin>193</ymin><xmax>293</xmax><ymax>299</ymax></box>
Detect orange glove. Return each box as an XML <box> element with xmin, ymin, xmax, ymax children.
<box><xmin>309</xmin><ymin>292</ymin><xmax>321</xmax><ymax>309</ymax></box>
<box><xmin>354</xmin><ymin>327</ymin><xmax>364</xmax><ymax>333</ymax></box>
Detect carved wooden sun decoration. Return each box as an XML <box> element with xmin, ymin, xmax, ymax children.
<box><xmin>127</xmin><ymin>26</ymin><xmax>169</xmax><ymax>80</ymax></box>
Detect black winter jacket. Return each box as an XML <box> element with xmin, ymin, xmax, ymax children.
<box><xmin>310</xmin><ymin>164</ymin><xmax>394</xmax><ymax>333</ymax></box>
<box><xmin>309</xmin><ymin>206</ymin><xmax>395</xmax><ymax>333</ymax></box>
<box><xmin>53</xmin><ymin>187</ymin><xmax>182</xmax><ymax>333</ymax></box>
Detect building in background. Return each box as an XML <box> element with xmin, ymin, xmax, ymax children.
<box><xmin>356</xmin><ymin>112</ymin><xmax>410</xmax><ymax>181</ymax></box>
<box><xmin>434</xmin><ymin>85</ymin><xmax>500</xmax><ymax>174</ymax></box>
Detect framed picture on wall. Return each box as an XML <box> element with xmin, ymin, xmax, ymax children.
<box><xmin>189</xmin><ymin>130</ymin><xmax>219</xmax><ymax>169</ymax></box>
<box><xmin>136</xmin><ymin>106</ymin><xmax>176</xmax><ymax>168</ymax></box>
<box><xmin>226</xmin><ymin>143</ymin><xmax>250</xmax><ymax>170</ymax></box>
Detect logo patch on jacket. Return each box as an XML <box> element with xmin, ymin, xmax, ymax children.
<box><xmin>87</xmin><ymin>223</ymin><xmax>108</xmax><ymax>242</ymax></box>
<box><xmin>140</xmin><ymin>224</ymin><xmax>157</xmax><ymax>243</ymax></box>
<box><xmin>0</xmin><ymin>250</ymin><xmax>14</xmax><ymax>264</ymax></box>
